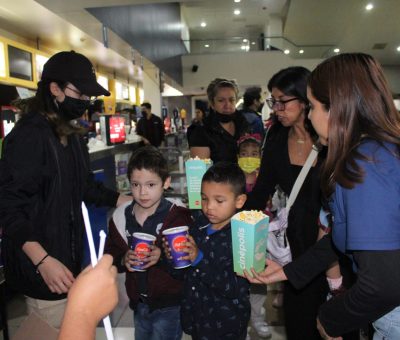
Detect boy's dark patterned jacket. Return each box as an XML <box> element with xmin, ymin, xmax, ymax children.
<box><xmin>181</xmin><ymin>221</ymin><xmax>250</xmax><ymax>338</ymax></box>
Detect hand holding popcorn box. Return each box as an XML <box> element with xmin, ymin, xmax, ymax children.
<box><xmin>185</xmin><ymin>157</ymin><xmax>212</xmax><ymax>209</ymax></box>
<box><xmin>231</xmin><ymin>210</ymin><xmax>269</xmax><ymax>275</ymax></box>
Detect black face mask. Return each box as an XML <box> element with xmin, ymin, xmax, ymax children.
<box><xmin>57</xmin><ymin>95</ymin><xmax>90</xmax><ymax>120</ymax></box>
<box><xmin>215</xmin><ymin>111</ymin><xmax>235</xmax><ymax>123</ymax></box>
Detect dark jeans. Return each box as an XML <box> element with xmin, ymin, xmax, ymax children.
<box><xmin>134</xmin><ymin>303</ymin><xmax>182</xmax><ymax>340</ymax></box>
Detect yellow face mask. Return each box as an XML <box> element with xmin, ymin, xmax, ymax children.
<box><xmin>238</xmin><ymin>157</ymin><xmax>261</xmax><ymax>173</ymax></box>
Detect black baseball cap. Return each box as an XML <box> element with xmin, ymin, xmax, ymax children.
<box><xmin>41</xmin><ymin>51</ymin><xmax>110</xmax><ymax>97</ymax></box>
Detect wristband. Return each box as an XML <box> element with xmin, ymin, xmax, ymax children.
<box><xmin>35</xmin><ymin>254</ymin><xmax>49</xmax><ymax>273</ymax></box>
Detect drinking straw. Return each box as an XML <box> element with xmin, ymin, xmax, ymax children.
<box><xmin>98</xmin><ymin>230</ymin><xmax>107</xmax><ymax>260</ymax></box>
<box><xmin>81</xmin><ymin>202</ymin><xmax>114</xmax><ymax>340</ymax></box>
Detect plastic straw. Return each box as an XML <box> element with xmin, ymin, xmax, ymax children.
<box><xmin>81</xmin><ymin>202</ymin><xmax>114</xmax><ymax>340</ymax></box>
<box><xmin>98</xmin><ymin>230</ymin><xmax>107</xmax><ymax>260</ymax></box>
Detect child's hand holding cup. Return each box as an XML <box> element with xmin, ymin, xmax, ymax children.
<box><xmin>130</xmin><ymin>232</ymin><xmax>156</xmax><ymax>271</ymax></box>
<box><xmin>162</xmin><ymin>226</ymin><xmax>191</xmax><ymax>269</ymax></box>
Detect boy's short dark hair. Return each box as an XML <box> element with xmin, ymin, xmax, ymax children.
<box><xmin>127</xmin><ymin>146</ymin><xmax>169</xmax><ymax>182</ymax></box>
<box><xmin>202</xmin><ymin>162</ymin><xmax>246</xmax><ymax>196</ymax></box>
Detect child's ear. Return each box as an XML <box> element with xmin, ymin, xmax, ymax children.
<box><xmin>235</xmin><ymin>193</ymin><xmax>247</xmax><ymax>209</ymax></box>
<box><xmin>163</xmin><ymin>176</ymin><xmax>171</xmax><ymax>189</ymax></box>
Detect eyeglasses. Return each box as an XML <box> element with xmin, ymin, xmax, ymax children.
<box><xmin>65</xmin><ymin>86</ymin><xmax>91</xmax><ymax>101</ymax></box>
<box><xmin>266</xmin><ymin>97</ymin><xmax>299</xmax><ymax>110</ymax></box>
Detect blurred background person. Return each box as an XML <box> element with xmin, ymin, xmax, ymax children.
<box><xmin>240</xmin><ymin>86</ymin><xmax>265</xmax><ymax>140</ymax></box>
<box><xmin>186</xmin><ymin>107</ymin><xmax>205</xmax><ymax>142</ymax></box>
<box><xmin>188</xmin><ymin>78</ymin><xmax>248</xmax><ymax>163</ymax></box>
<box><xmin>136</xmin><ymin>101</ymin><xmax>165</xmax><ymax>147</ymax></box>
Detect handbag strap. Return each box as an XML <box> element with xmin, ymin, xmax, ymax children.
<box><xmin>286</xmin><ymin>145</ymin><xmax>319</xmax><ymax>211</ymax></box>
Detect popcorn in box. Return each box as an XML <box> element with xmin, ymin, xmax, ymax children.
<box><xmin>185</xmin><ymin>157</ymin><xmax>212</xmax><ymax>209</ymax></box>
<box><xmin>231</xmin><ymin>210</ymin><xmax>269</xmax><ymax>275</ymax></box>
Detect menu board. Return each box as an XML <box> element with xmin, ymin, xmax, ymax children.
<box><xmin>8</xmin><ymin>45</ymin><xmax>33</xmax><ymax>81</ymax></box>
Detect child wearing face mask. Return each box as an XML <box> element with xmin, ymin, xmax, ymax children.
<box><xmin>238</xmin><ymin>134</ymin><xmax>272</xmax><ymax>339</ymax></box>
<box><xmin>237</xmin><ymin>134</ymin><xmax>262</xmax><ymax>194</ymax></box>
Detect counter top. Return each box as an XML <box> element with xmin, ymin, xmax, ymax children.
<box><xmin>88</xmin><ymin>136</ymin><xmax>142</xmax><ymax>161</ymax></box>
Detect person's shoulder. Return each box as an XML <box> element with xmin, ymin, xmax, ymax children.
<box><xmin>187</xmin><ymin>123</ymin><xmax>209</xmax><ymax>145</ymax></box>
<box><xmin>166</xmin><ymin>199</ymin><xmax>193</xmax><ymax>216</ymax></box>
<box><xmin>152</xmin><ymin>114</ymin><xmax>163</xmax><ymax>122</ymax></box>
<box><xmin>5</xmin><ymin>112</ymin><xmax>50</xmax><ymax>144</ymax></box>
<box><xmin>15</xmin><ymin>112</ymin><xmax>48</xmax><ymax>130</ymax></box>
<box><xmin>264</xmin><ymin>123</ymin><xmax>288</xmax><ymax>145</ymax></box>
<box><xmin>357</xmin><ymin>139</ymin><xmax>399</xmax><ymax>162</ymax></box>
<box><xmin>356</xmin><ymin>139</ymin><xmax>400</xmax><ymax>178</ymax></box>
<box><xmin>241</xmin><ymin>110</ymin><xmax>258</xmax><ymax>123</ymax></box>
<box><xmin>112</xmin><ymin>200</ymin><xmax>132</xmax><ymax>228</ymax></box>
<box><xmin>189</xmin><ymin>122</ymin><xmax>207</xmax><ymax>134</ymax></box>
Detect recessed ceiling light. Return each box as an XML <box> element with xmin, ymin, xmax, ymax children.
<box><xmin>234</xmin><ymin>9</ymin><xmax>241</xmax><ymax>15</ymax></box>
<box><xmin>201</xmin><ymin>22</ymin><xmax>207</xmax><ymax>27</ymax></box>
<box><xmin>241</xmin><ymin>45</ymin><xmax>246</xmax><ymax>50</ymax></box>
<box><xmin>284</xmin><ymin>49</ymin><xmax>290</xmax><ymax>54</ymax></box>
<box><xmin>365</xmin><ymin>3</ymin><xmax>374</xmax><ymax>10</ymax></box>
<box><xmin>234</xmin><ymin>0</ymin><xmax>241</xmax><ymax>2</ymax></box>
<box><xmin>243</xmin><ymin>39</ymin><xmax>248</xmax><ymax>43</ymax></box>
<box><xmin>299</xmin><ymin>49</ymin><xmax>304</xmax><ymax>54</ymax></box>
<box><xmin>205</xmin><ymin>44</ymin><xmax>210</xmax><ymax>48</ymax></box>
<box><xmin>397</xmin><ymin>46</ymin><xmax>400</xmax><ymax>52</ymax></box>
<box><xmin>334</xmin><ymin>48</ymin><xmax>340</xmax><ymax>53</ymax></box>
<box><xmin>251</xmin><ymin>41</ymin><xmax>256</xmax><ymax>45</ymax></box>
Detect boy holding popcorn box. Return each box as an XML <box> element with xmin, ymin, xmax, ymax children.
<box><xmin>165</xmin><ymin>162</ymin><xmax>268</xmax><ymax>340</ymax></box>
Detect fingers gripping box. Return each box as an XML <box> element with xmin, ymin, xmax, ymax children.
<box><xmin>185</xmin><ymin>158</ymin><xmax>212</xmax><ymax>209</ymax></box>
<box><xmin>231</xmin><ymin>211</ymin><xmax>269</xmax><ymax>275</ymax></box>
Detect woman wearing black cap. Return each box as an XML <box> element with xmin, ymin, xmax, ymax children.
<box><xmin>0</xmin><ymin>51</ymin><xmax>130</xmax><ymax>327</ymax></box>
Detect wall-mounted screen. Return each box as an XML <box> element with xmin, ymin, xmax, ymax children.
<box><xmin>8</xmin><ymin>45</ymin><xmax>33</xmax><ymax>81</ymax></box>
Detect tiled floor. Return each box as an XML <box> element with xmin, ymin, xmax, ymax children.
<box><xmin>94</xmin><ymin>326</ymin><xmax>287</xmax><ymax>340</ymax></box>
<box><xmin>1</xmin><ymin>286</ymin><xmax>286</xmax><ymax>340</ymax></box>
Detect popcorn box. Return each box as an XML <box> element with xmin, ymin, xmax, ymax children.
<box><xmin>185</xmin><ymin>158</ymin><xmax>212</xmax><ymax>209</ymax></box>
<box><xmin>231</xmin><ymin>211</ymin><xmax>269</xmax><ymax>275</ymax></box>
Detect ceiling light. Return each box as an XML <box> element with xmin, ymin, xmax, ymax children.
<box><xmin>334</xmin><ymin>48</ymin><xmax>340</xmax><ymax>53</ymax></box>
<box><xmin>241</xmin><ymin>45</ymin><xmax>246</xmax><ymax>50</ymax></box>
<box><xmin>397</xmin><ymin>46</ymin><xmax>400</xmax><ymax>52</ymax></box>
<box><xmin>365</xmin><ymin>3</ymin><xmax>374</xmax><ymax>10</ymax></box>
<box><xmin>243</xmin><ymin>39</ymin><xmax>248</xmax><ymax>43</ymax></box>
<box><xmin>205</xmin><ymin>44</ymin><xmax>210</xmax><ymax>48</ymax></box>
<box><xmin>234</xmin><ymin>9</ymin><xmax>241</xmax><ymax>15</ymax></box>
<box><xmin>284</xmin><ymin>49</ymin><xmax>290</xmax><ymax>54</ymax></box>
<box><xmin>251</xmin><ymin>41</ymin><xmax>256</xmax><ymax>45</ymax></box>
<box><xmin>234</xmin><ymin>0</ymin><xmax>241</xmax><ymax>2</ymax></box>
<box><xmin>299</xmin><ymin>49</ymin><xmax>304</xmax><ymax>54</ymax></box>
<box><xmin>200</xmin><ymin>22</ymin><xmax>207</xmax><ymax>27</ymax></box>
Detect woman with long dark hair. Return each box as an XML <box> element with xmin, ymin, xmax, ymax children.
<box><xmin>246</xmin><ymin>53</ymin><xmax>400</xmax><ymax>339</ymax></box>
<box><xmin>245</xmin><ymin>66</ymin><xmax>328</xmax><ymax>340</ymax></box>
<box><xmin>0</xmin><ymin>51</ymin><xmax>129</xmax><ymax>327</ymax></box>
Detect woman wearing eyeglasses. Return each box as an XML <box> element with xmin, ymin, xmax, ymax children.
<box><xmin>188</xmin><ymin>78</ymin><xmax>249</xmax><ymax>163</ymax></box>
<box><xmin>245</xmin><ymin>66</ymin><xmax>330</xmax><ymax>340</ymax></box>
<box><xmin>246</xmin><ymin>53</ymin><xmax>400</xmax><ymax>340</ymax></box>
